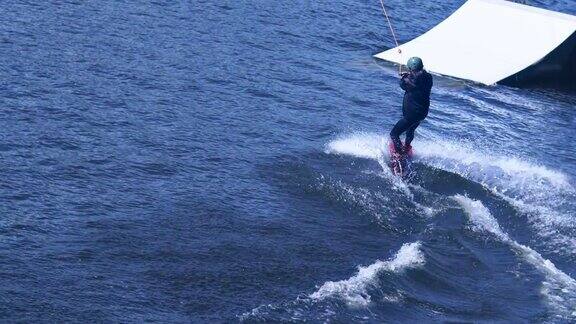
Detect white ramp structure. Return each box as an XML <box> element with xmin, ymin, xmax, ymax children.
<box><xmin>374</xmin><ymin>0</ymin><xmax>576</xmax><ymax>86</ymax></box>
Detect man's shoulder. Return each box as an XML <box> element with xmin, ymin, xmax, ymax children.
<box><xmin>422</xmin><ymin>70</ymin><xmax>433</xmax><ymax>85</ymax></box>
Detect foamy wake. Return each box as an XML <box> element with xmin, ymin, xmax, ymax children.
<box><xmin>325</xmin><ymin>133</ymin><xmax>574</xmax><ymax>194</ymax></box>
<box><xmin>326</xmin><ymin>133</ymin><xmax>571</xmax><ymax>192</ymax></box>
<box><xmin>325</xmin><ymin>133</ymin><xmax>413</xmax><ymax>197</ymax></box>
<box><xmin>454</xmin><ymin>195</ymin><xmax>576</xmax><ymax>319</ymax></box>
<box><xmin>309</xmin><ymin>242</ymin><xmax>424</xmax><ymax>307</ymax></box>
<box><xmin>415</xmin><ymin>138</ymin><xmax>576</xmax><ymax>255</ymax></box>
<box><xmin>325</xmin><ymin>133</ymin><xmax>576</xmax><ymax>254</ymax></box>
<box><xmin>416</xmin><ymin>139</ymin><xmax>572</xmax><ymax>191</ymax></box>
<box><xmin>325</xmin><ymin>133</ymin><xmax>388</xmax><ymax>160</ymax></box>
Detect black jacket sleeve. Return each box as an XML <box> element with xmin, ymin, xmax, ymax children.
<box><xmin>400</xmin><ymin>73</ymin><xmax>416</xmax><ymax>91</ymax></box>
<box><xmin>400</xmin><ymin>71</ymin><xmax>432</xmax><ymax>92</ymax></box>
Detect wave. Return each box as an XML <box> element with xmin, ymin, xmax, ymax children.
<box><xmin>309</xmin><ymin>242</ymin><xmax>424</xmax><ymax>307</ymax></box>
<box><xmin>325</xmin><ymin>133</ymin><xmax>576</xmax><ymax>255</ymax></box>
<box><xmin>326</xmin><ymin>132</ymin><xmax>571</xmax><ymax>190</ymax></box>
<box><xmin>325</xmin><ymin>132</ymin><xmax>388</xmax><ymax>160</ymax></box>
<box><xmin>493</xmin><ymin>192</ymin><xmax>576</xmax><ymax>256</ymax></box>
<box><xmin>325</xmin><ymin>133</ymin><xmax>414</xmax><ymax>197</ymax></box>
<box><xmin>242</xmin><ymin>134</ymin><xmax>575</xmax><ymax>321</ymax></box>
<box><xmin>454</xmin><ymin>195</ymin><xmax>576</xmax><ymax>320</ymax></box>
<box><xmin>239</xmin><ymin>242</ymin><xmax>424</xmax><ymax>322</ymax></box>
<box><xmin>416</xmin><ymin>138</ymin><xmax>571</xmax><ymax>191</ymax></box>
<box><xmin>416</xmin><ymin>138</ymin><xmax>576</xmax><ymax>256</ymax></box>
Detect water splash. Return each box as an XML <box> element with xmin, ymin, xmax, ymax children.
<box><xmin>325</xmin><ymin>133</ymin><xmax>413</xmax><ymax>197</ymax></box>
<box><xmin>309</xmin><ymin>242</ymin><xmax>424</xmax><ymax>307</ymax></box>
<box><xmin>325</xmin><ymin>132</ymin><xmax>388</xmax><ymax>160</ymax></box>
<box><xmin>417</xmin><ymin>138</ymin><xmax>576</xmax><ymax>256</ymax></box>
<box><xmin>326</xmin><ymin>133</ymin><xmax>575</xmax><ymax>255</ymax></box>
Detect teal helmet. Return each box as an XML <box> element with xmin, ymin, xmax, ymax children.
<box><xmin>407</xmin><ymin>57</ymin><xmax>423</xmax><ymax>71</ymax></box>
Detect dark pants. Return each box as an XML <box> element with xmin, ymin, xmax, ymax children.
<box><xmin>390</xmin><ymin>117</ymin><xmax>422</xmax><ymax>153</ymax></box>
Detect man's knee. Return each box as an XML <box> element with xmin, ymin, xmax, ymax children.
<box><xmin>390</xmin><ymin>119</ymin><xmax>407</xmax><ymax>137</ymax></box>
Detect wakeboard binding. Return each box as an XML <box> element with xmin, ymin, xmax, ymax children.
<box><xmin>388</xmin><ymin>141</ymin><xmax>414</xmax><ymax>177</ymax></box>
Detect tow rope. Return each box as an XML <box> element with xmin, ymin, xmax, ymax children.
<box><xmin>378</xmin><ymin>0</ymin><xmax>403</xmax><ymax>74</ymax></box>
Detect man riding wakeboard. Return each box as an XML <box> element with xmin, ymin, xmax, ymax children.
<box><xmin>390</xmin><ymin>57</ymin><xmax>433</xmax><ymax>156</ymax></box>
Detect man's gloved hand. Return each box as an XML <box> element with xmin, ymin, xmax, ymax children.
<box><xmin>400</xmin><ymin>72</ymin><xmax>409</xmax><ymax>78</ymax></box>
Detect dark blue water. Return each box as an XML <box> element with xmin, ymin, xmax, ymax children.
<box><xmin>1</xmin><ymin>0</ymin><xmax>575</xmax><ymax>322</ymax></box>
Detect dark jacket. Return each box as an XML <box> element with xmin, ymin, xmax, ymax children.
<box><xmin>400</xmin><ymin>70</ymin><xmax>433</xmax><ymax>119</ymax></box>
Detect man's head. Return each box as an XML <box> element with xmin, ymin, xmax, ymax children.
<box><xmin>407</xmin><ymin>57</ymin><xmax>423</xmax><ymax>72</ymax></box>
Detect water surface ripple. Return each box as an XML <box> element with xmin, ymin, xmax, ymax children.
<box><xmin>0</xmin><ymin>0</ymin><xmax>575</xmax><ymax>322</ymax></box>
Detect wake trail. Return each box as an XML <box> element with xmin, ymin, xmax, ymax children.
<box><xmin>417</xmin><ymin>138</ymin><xmax>576</xmax><ymax>255</ymax></box>
<box><xmin>310</xmin><ymin>242</ymin><xmax>424</xmax><ymax>307</ymax></box>
<box><xmin>454</xmin><ymin>195</ymin><xmax>576</xmax><ymax>320</ymax></box>
<box><xmin>325</xmin><ymin>133</ymin><xmax>576</xmax><ymax>256</ymax></box>
<box><xmin>325</xmin><ymin>133</ymin><xmax>413</xmax><ymax>198</ymax></box>
<box><xmin>240</xmin><ymin>242</ymin><xmax>425</xmax><ymax>322</ymax></box>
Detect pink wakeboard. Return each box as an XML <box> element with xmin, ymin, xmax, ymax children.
<box><xmin>388</xmin><ymin>142</ymin><xmax>414</xmax><ymax>177</ymax></box>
